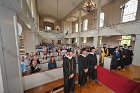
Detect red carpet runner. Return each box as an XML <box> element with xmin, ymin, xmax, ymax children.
<box><xmin>97</xmin><ymin>66</ymin><xmax>140</xmax><ymax>93</ymax></box>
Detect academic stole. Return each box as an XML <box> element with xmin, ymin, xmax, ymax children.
<box><xmin>68</xmin><ymin>58</ymin><xmax>74</xmax><ymax>73</ymax></box>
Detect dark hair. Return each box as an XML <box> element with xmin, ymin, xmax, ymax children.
<box><xmin>90</xmin><ymin>46</ymin><xmax>95</xmax><ymax>52</ymax></box>
<box><xmin>82</xmin><ymin>48</ymin><xmax>86</xmax><ymax>52</ymax></box>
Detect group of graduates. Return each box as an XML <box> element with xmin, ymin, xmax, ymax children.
<box><xmin>63</xmin><ymin>47</ymin><xmax>99</xmax><ymax>93</ymax></box>
<box><xmin>100</xmin><ymin>44</ymin><xmax>134</xmax><ymax>70</ymax></box>
<box><xmin>111</xmin><ymin>44</ymin><xmax>134</xmax><ymax>70</ymax></box>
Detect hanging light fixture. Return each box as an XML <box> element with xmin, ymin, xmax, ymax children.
<box><xmin>83</xmin><ymin>0</ymin><xmax>96</xmax><ymax>12</ymax></box>
<box><xmin>56</xmin><ymin>0</ymin><xmax>60</xmax><ymax>30</ymax></box>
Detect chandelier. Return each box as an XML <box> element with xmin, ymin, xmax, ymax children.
<box><xmin>83</xmin><ymin>0</ymin><xmax>96</xmax><ymax>12</ymax></box>
<box><xmin>56</xmin><ymin>0</ymin><xmax>60</xmax><ymax>30</ymax></box>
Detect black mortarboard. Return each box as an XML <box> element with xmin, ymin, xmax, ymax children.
<box><xmin>90</xmin><ymin>46</ymin><xmax>95</xmax><ymax>52</ymax></box>
<box><xmin>81</xmin><ymin>48</ymin><xmax>86</xmax><ymax>52</ymax></box>
<box><xmin>67</xmin><ymin>48</ymin><xmax>72</xmax><ymax>52</ymax></box>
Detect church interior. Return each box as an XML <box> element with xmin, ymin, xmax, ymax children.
<box><xmin>0</xmin><ymin>0</ymin><xmax>140</xmax><ymax>93</ymax></box>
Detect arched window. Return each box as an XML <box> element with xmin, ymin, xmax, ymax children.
<box><xmin>121</xmin><ymin>0</ymin><xmax>138</xmax><ymax>22</ymax></box>
<box><xmin>75</xmin><ymin>23</ymin><xmax>79</xmax><ymax>32</ymax></box>
<box><xmin>83</xmin><ymin>19</ymin><xmax>88</xmax><ymax>31</ymax></box>
<box><xmin>100</xmin><ymin>13</ymin><xmax>105</xmax><ymax>27</ymax></box>
<box><xmin>83</xmin><ymin>37</ymin><xmax>87</xmax><ymax>43</ymax></box>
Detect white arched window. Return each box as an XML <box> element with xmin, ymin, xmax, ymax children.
<box><xmin>83</xmin><ymin>19</ymin><xmax>88</xmax><ymax>31</ymax></box>
<box><xmin>75</xmin><ymin>23</ymin><xmax>79</xmax><ymax>32</ymax></box>
<box><xmin>122</xmin><ymin>0</ymin><xmax>138</xmax><ymax>22</ymax></box>
<box><xmin>100</xmin><ymin>13</ymin><xmax>105</xmax><ymax>27</ymax></box>
<box><xmin>83</xmin><ymin>37</ymin><xmax>87</xmax><ymax>43</ymax></box>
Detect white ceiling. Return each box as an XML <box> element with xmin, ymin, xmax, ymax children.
<box><xmin>36</xmin><ymin>0</ymin><xmax>113</xmax><ymax>22</ymax></box>
<box><xmin>37</xmin><ymin>0</ymin><xmax>84</xmax><ymax>20</ymax></box>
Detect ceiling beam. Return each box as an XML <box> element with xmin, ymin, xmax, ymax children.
<box><xmin>61</xmin><ymin>0</ymin><xmax>86</xmax><ymax>21</ymax></box>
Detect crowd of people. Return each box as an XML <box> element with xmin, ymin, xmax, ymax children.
<box><xmin>20</xmin><ymin>42</ymin><xmax>134</xmax><ymax>92</ymax></box>
<box><xmin>62</xmin><ymin>44</ymin><xmax>134</xmax><ymax>93</ymax></box>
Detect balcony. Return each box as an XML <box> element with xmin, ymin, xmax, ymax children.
<box><xmin>64</xmin><ymin>19</ymin><xmax>140</xmax><ymax>38</ymax></box>
<box><xmin>38</xmin><ymin>29</ymin><xmax>63</xmax><ymax>39</ymax></box>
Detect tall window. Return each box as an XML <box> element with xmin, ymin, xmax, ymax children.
<box><xmin>45</xmin><ymin>26</ymin><xmax>52</xmax><ymax>30</ymax></box>
<box><xmin>75</xmin><ymin>23</ymin><xmax>79</xmax><ymax>32</ymax></box>
<box><xmin>100</xmin><ymin>13</ymin><xmax>105</xmax><ymax>27</ymax></box>
<box><xmin>122</xmin><ymin>0</ymin><xmax>138</xmax><ymax>22</ymax></box>
<box><xmin>75</xmin><ymin>38</ymin><xmax>78</xmax><ymax>43</ymax></box>
<box><xmin>83</xmin><ymin>37</ymin><xmax>87</xmax><ymax>43</ymax></box>
<box><xmin>121</xmin><ymin>36</ymin><xmax>131</xmax><ymax>46</ymax></box>
<box><xmin>83</xmin><ymin>19</ymin><xmax>88</xmax><ymax>31</ymax></box>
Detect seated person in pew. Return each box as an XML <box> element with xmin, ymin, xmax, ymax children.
<box><xmin>111</xmin><ymin>46</ymin><xmax>121</xmax><ymax>70</ymax></box>
<box><xmin>63</xmin><ymin>49</ymin><xmax>76</xmax><ymax>93</ymax></box>
<box><xmin>30</xmin><ymin>56</ymin><xmax>41</xmax><ymax>73</ymax></box>
<box><xmin>20</xmin><ymin>56</ymin><xmax>27</xmax><ymax>75</ymax></box>
<box><xmin>48</xmin><ymin>56</ymin><xmax>57</xmax><ymax>70</ymax></box>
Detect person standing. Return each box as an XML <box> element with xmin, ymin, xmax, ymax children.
<box><xmin>128</xmin><ymin>46</ymin><xmax>134</xmax><ymax>65</ymax></box>
<box><xmin>63</xmin><ymin>49</ymin><xmax>76</xmax><ymax>93</ymax></box>
<box><xmin>87</xmin><ymin>47</ymin><xmax>99</xmax><ymax>83</ymax></box>
<box><xmin>78</xmin><ymin>48</ymin><xmax>88</xmax><ymax>87</ymax></box>
<box><xmin>100</xmin><ymin>44</ymin><xmax>109</xmax><ymax>66</ymax></box>
<box><xmin>111</xmin><ymin>46</ymin><xmax>121</xmax><ymax>70</ymax></box>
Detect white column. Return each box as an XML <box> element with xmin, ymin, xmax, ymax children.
<box><xmin>77</xmin><ymin>10</ymin><xmax>82</xmax><ymax>46</ymax></box>
<box><xmin>68</xmin><ymin>38</ymin><xmax>72</xmax><ymax>44</ymax></box>
<box><xmin>133</xmin><ymin>35</ymin><xmax>140</xmax><ymax>66</ymax></box>
<box><xmin>0</xmin><ymin>6</ymin><xmax>23</xmax><ymax>93</ymax></box>
<box><xmin>23</xmin><ymin>31</ymin><xmax>36</xmax><ymax>53</ymax></box>
<box><xmin>93</xmin><ymin>0</ymin><xmax>101</xmax><ymax>48</ymax></box>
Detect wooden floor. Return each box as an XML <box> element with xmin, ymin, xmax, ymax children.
<box><xmin>115</xmin><ymin>65</ymin><xmax>140</xmax><ymax>83</ymax></box>
<box><xmin>25</xmin><ymin>65</ymin><xmax>140</xmax><ymax>93</ymax></box>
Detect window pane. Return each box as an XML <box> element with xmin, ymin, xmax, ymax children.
<box><xmin>121</xmin><ymin>36</ymin><xmax>131</xmax><ymax>46</ymax></box>
<box><xmin>83</xmin><ymin>37</ymin><xmax>87</xmax><ymax>43</ymax></box>
<box><xmin>100</xmin><ymin>13</ymin><xmax>104</xmax><ymax>27</ymax></box>
<box><xmin>75</xmin><ymin>23</ymin><xmax>78</xmax><ymax>32</ymax></box>
<box><xmin>83</xmin><ymin>19</ymin><xmax>88</xmax><ymax>31</ymax></box>
<box><xmin>122</xmin><ymin>0</ymin><xmax>138</xmax><ymax>22</ymax></box>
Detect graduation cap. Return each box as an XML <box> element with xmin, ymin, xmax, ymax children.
<box><xmin>81</xmin><ymin>48</ymin><xmax>87</xmax><ymax>52</ymax></box>
<box><xmin>114</xmin><ymin>46</ymin><xmax>119</xmax><ymax>49</ymax></box>
<box><xmin>67</xmin><ymin>48</ymin><xmax>72</xmax><ymax>52</ymax></box>
<box><xmin>90</xmin><ymin>46</ymin><xmax>95</xmax><ymax>52</ymax></box>
<box><xmin>119</xmin><ymin>45</ymin><xmax>123</xmax><ymax>48</ymax></box>
<box><xmin>128</xmin><ymin>46</ymin><xmax>132</xmax><ymax>48</ymax></box>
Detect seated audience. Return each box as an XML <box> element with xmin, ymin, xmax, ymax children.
<box><xmin>48</xmin><ymin>56</ymin><xmax>57</xmax><ymax>70</ymax></box>
<box><xmin>20</xmin><ymin>56</ymin><xmax>27</xmax><ymax>75</ymax></box>
<box><xmin>30</xmin><ymin>56</ymin><xmax>41</xmax><ymax>73</ymax></box>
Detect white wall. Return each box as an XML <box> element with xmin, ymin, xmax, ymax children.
<box><xmin>133</xmin><ymin>35</ymin><xmax>140</xmax><ymax>66</ymax></box>
<box><xmin>0</xmin><ymin>66</ymin><xmax>4</xmax><ymax>93</ymax></box>
<box><xmin>0</xmin><ymin>6</ymin><xmax>23</xmax><ymax>93</ymax></box>
<box><xmin>23</xmin><ymin>31</ymin><xmax>36</xmax><ymax>53</ymax></box>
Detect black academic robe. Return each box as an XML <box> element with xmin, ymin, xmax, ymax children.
<box><xmin>127</xmin><ymin>49</ymin><xmax>133</xmax><ymax>65</ymax></box>
<box><xmin>111</xmin><ymin>51</ymin><xmax>121</xmax><ymax>69</ymax></box>
<box><xmin>123</xmin><ymin>49</ymin><xmax>130</xmax><ymax>66</ymax></box>
<box><xmin>63</xmin><ymin>56</ymin><xmax>76</xmax><ymax>93</ymax></box>
<box><xmin>87</xmin><ymin>53</ymin><xmax>97</xmax><ymax>80</ymax></box>
<box><xmin>78</xmin><ymin>55</ymin><xmax>88</xmax><ymax>85</ymax></box>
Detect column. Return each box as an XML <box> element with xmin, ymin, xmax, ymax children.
<box><xmin>0</xmin><ymin>6</ymin><xmax>23</xmax><ymax>93</ymax></box>
<box><xmin>68</xmin><ymin>38</ymin><xmax>72</xmax><ymax>44</ymax></box>
<box><xmin>133</xmin><ymin>35</ymin><xmax>140</xmax><ymax>66</ymax></box>
<box><xmin>93</xmin><ymin>0</ymin><xmax>101</xmax><ymax>48</ymax></box>
<box><xmin>77</xmin><ymin>10</ymin><xmax>82</xmax><ymax>46</ymax></box>
<box><xmin>23</xmin><ymin>31</ymin><xmax>36</xmax><ymax>53</ymax></box>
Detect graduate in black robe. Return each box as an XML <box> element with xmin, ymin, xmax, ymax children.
<box><xmin>63</xmin><ymin>49</ymin><xmax>76</xmax><ymax>93</ymax></box>
<box><xmin>78</xmin><ymin>48</ymin><xmax>88</xmax><ymax>86</ymax></box>
<box><xmin>111</xmin><ymin>46</ymin><xmax>121</xmax><ymax>70</ymax></box>
<box><xmin>128</xmin><ymin>46</ymin><xmax>134</xmax><ymax>65</ymax></box>
<box><xmin>87</xmin><ymin>47</ymin><xmax>99</xmax><ymax>83</ymax></box>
